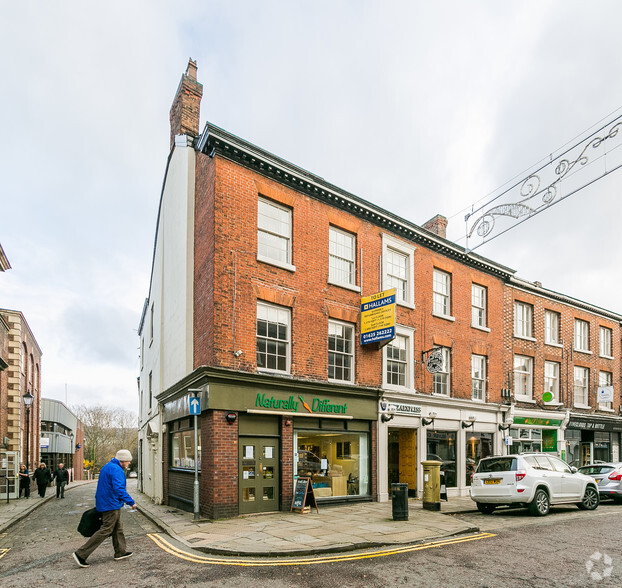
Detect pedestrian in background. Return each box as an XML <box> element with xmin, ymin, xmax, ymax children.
<box><xmin>53</xmin><ymin>462</ymin><xmax>69</xmax><ymax>498</ymax></box>
<box><xmin>33</xmin><ymin>462</ymin><xmax>52</xmax><ymax>497</ymax></box>
<box><xmin>73</xmin><ymin>449</ymin><xmax>136</xmax><ymax>568</ymax></box>
<box><xmin>18</xmin><ymin>464</ymin><xmax>30</xmax><ymax>499</ymax></box>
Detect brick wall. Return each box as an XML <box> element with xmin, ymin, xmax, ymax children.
<box><xmin>203</xmin><ymin>410</ymin><xmax>238</xmax><ymax>519</ymax></box>
<box><xmin>192</xmin><ymin>156</ymin><xmax>507</xmax><ymax>402</ymax></box>
<box><xmin>193</xmin><ymin>152</ymin><xmax>216</xmax><ymax>368</ymax></box>
<box><xmin>504</xmin><ymin>285</ymin><xmax>621</xmax><ymax>411</ymax></box>
<box><xmin>280</xmin><ymin>416</ymin><xmax>293</xmax><ymax>510</ymax></box>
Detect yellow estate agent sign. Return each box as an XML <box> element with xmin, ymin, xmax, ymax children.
<box><xmin>360</xmin><ymin>288</ymin><xmax>396</xmax><ymax>345</ymax></box>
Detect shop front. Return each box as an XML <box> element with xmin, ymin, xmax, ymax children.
<box><xmin>565</xmin><ymin>414</ymin><xmax>622</xmax><ymax>467</ymax></box>
<box><xmin>378</xmin><ymin>397</ymin><xmax>501</xmax><ymax>500</ymax></box>
<box><xmin>506</xmin><ymin>413</ymin><xmax>565</xmax><ymax>457</ymax></box>
<box><xmin>160</xmin><ymin>369</ymin><xmax>379</xmax><ymax>518</ymax></box>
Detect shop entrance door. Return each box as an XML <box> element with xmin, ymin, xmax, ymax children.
<box><xmin>387</xmin><ymin>428</ymin><xmax>417</xmax><ymax>496</ymax></box>
<box><xmin>581</xmin><ymin>442</ymin><xmax>592</xmax><ymax>466</ymax></box>
<box><xmin>239</xmin><ymin>437</ymin><xmax>280</xmax><ymax>514</ymax></box>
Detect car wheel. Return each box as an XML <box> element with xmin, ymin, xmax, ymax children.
<box><xmin>578</xmin><ymin>486</ymin><xmax>599</xmax><ymax>511</ymax></box>
<box><xmin>529</xmin><ymin>488</ymin><xmax>550</xmax><ymax>516</ymax></box>
<box><xmin>476</xmin><ymin>502</ymin><xmax>496</xmax><ymax>514</ymax></box>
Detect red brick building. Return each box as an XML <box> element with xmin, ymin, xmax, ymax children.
<box><xmin>0</xmin><ymin>309</ymin><xmax>42</xmax><ymax>498</ymax></box>
<box><xmin>138</xmin><ymin>61</ymin><xmax>622</xmax><ymax>517</ymax></box>
<box><xmin>504</xmin><ymin>277</ymin><xmax>622</xmax><ymax>466</ymax></box>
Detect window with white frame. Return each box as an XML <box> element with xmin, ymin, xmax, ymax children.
<box><xmin>599</xmin><ymin>326</ymin><xmax>612</xmax><ymax>358</ymax></box>
<box><xmin>386</xmin><ymin>335</ymin><xmax>408</xmax><ymax>388</ymax></box>
<box><xmin>544</xmin><ymin>361</ymin><xmax>560</xmax><ymax>404</ymax></box>
<box><xmin>471</xmin><ymin>354</ymin><xmax>486</xmax><ymax>401</ymax></box>
<box><xmin>433</xmin><ymin>269</ymin><xmax>451</xmax><ymax>317</ymax></box>
<box><xmin>574</xmin><ymin>319</ymin><xmax>590</xmax><ymax>352</ymax></box>
<box><xmin>257</xmin><ymin>197</ymin><xmax>293</xmax><ymax>268</ymax></box>
<box><xmin>471</xmin><ymin>284</ymin><xmax>487</xmax><ymax>328</ymax></box>
<box><xmin>383</xmin><ymin>326</ymin><xmax>414</xmax><ymax>390</ymax></box>
<box><xmin>256</xmin><ymin>302</ymin><xmax>290</xmax><ymax>373</ymax></box>
<box><xmin>513</xmin><ymin>302</ymin><xmax>533</xmax><ymax>338</ymax></box>
<box><xmin>433</xmin><ymin>347</ymin><xmax>451</xmax><ymax>396</ymax></box>
<box><xmin>599</xmin><ymin>371</ymin><xmax>613</xmax><ymax>409</ymax></box>
<box><xmin>574</xmin><ymin>366</ymin><xmax>589</xmax><ymax>406</ymax></box>
<box><xmin>328</xmin><ymin>226</ymin><xmax>356</xmax><ymax>287</ymax></box>
<box><xmin>382</xmin><ymin>235</ymin><xmax>415</xmax><ymax>307</ymax></box>
<box><xmin>328</xmin><ymin>320</ymin><xmax>354</xmax><ymax>383</ymax></box>
<box><xmin>386</xmin><ymin>249</ymin><xmax>408</xmax><ymax>302</ymax></box>
<box><xmin>544</xmin><ymin>310</ymin><xmax>560</xmax><ymax>345</ymax></box>
<box><xmin>514</xmin><ymin>355</ymin><xmax>533</xmax><ymax>399</ymax></box>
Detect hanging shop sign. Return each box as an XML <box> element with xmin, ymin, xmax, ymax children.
<box><xmin>598</xmin><ymin>386</ymin><xmax>614</xmax><ymax>403</ymax></box>
<box><xmin>425</xmin><ymin>349</ymin><xmax>444</xmax><ymax>374</ymax></box>
<box><xmin>360</xmin><ymin>288</ymin><xmax>396</xmax><ymax>345</ymax></box>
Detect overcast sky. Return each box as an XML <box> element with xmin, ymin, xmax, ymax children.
<box><xmin>2</xmin><ymin>1</ymin><xmax>622</xmax><ymax>412</ymax></box>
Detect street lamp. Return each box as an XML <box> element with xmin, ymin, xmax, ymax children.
<box><xmin>23</xmin><ymin>391</ymin><xmax>34</xmax><ymax>471</ymax></box>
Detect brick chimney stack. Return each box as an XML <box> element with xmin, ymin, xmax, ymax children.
<box><xmin>422</xmin><ymin>214</ymin><xmax>448</xmax><ymax>239</ymax></box>
<box><xmin>169</xmin><ymin>58</ymin><xmax>204</xmax><ymax>149</ymax></box>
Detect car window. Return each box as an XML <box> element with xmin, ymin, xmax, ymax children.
<box><xmin>534</xmin><ymin>456</ymin><xmax>553</xmax><ymax>471</ymax></box>
<box><xmin>578</xmin><ymin>465</ymin><xmax>613</xmax><ymax>475</ymax></box>
<box><xmin>548</xmin><ymin>456</ymin><xmax>572</xmax><ymax>473</ymax></box>
<box><xmin>477</xmin><ymin>458</ymin><xmax>516</xmax><ymax>473</ymax></box>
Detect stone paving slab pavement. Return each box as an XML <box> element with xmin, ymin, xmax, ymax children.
<box><xmin>0</xmin><ymin>478</ymin><xmax>481</xmax><ymax>557</ymax></box>
<box><xmin>130</xmin><ymin>481</ymin><xmax>481</xmax><ymax>557</ymax></box>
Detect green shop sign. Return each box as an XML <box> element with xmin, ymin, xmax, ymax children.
<box><xmin>513</xmin><ymin>417</ymin><xmax>563</xmax><ymax>427</ymax></box>
<box><xmin>255</xmin><ymin>393</ymin><xmax>347</xmax><ymax>415</ymax></box>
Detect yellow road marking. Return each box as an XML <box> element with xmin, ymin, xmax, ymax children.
<box><xmin>0</xmin><ymin>549</ymin><xmax>9</xmax><ymax>560</ymax></box>
<box><xmin>147</xmin><ymin>532</ymin><xmax>496</xmax><ymax>566</ymax></box>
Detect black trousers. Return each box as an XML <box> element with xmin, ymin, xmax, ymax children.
<box><xmin>37</xmin><ymin>483</ymin><xmax>48</xmax><ymax>497</ymax></box>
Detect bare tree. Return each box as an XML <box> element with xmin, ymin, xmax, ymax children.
<box><xmin>73</xmin><ymin>405</ymin><xmax>138</xmax><ymax>473</ymax></box>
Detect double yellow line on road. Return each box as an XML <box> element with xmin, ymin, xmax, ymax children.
<box><xmin>147</xmin><ymin>532</ymin><xmax>496</xmax><ymax>566</ymax></box>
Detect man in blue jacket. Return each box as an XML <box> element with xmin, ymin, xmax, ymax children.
<box><xmin>73</xmin><ymin>449</ymin><xmax>136</xmax><ymax>568</ymax></box>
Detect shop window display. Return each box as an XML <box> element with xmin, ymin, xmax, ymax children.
<box><xmin>509</xmin><ymin>428</ymin><xmax>542</xmax><ymax>454</ymax></box>
<box><xmin>294</xmin><ymin>431</ymin><xmax>369</xmax><ymax>498</ymax></box>
<box><xmin>465</xmin><ymin>432</ymin><xmax>493</xmax><ymax>486</ymax></box>
<box><xmin>426</xmin><ymin>430</ymin><xmax>457</xmax><ymax>487</ymax></box>
<box><xmin>170</xmin><ymin>420</ymin><xmax>201</xmax><ymax>470</ymax></box>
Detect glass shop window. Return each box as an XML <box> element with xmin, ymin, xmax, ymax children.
<box><xmin>170</xmin><ymin>421</ymin><xmax>201</xmax><ymax>470</ymax></box>
<box><xmin>294</xmin><ymin>431</ymin><xmax>369</xmax><ymax>498</ymax></box>
<box><xmin>426</xmin><ymin>430</ymin><xmax>457</xmax><ymax>488</ymax></box>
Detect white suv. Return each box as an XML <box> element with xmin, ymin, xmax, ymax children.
<box><xmin>470</xmin><ymin>454</ymin><xmax>599</xmax><ymax>516</ymax></box>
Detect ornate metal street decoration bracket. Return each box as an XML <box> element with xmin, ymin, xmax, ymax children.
<box><xmin>465</xmin><ymin>114</ymin><xmax>622</xmax><ymax>252</ymax></box>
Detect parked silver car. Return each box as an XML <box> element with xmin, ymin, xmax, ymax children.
<box><xmin>470</xmin><ymin>453</ymin><xmax>599</xmax><ymax>516</ymax></box>
<box><xmin>578</xmin><ymin>462</ymin><xmax>622</xmax><ymax>502</ymax></box>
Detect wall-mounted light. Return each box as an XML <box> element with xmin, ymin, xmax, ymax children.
<box><xmin>422</xmin><ymin>411</ymin><xmax>437</xmax><ymax>427</ymax></box>
<box><xmin>381</xmin><ymin>413</ymin><xmax>394</xmax><ymax>423</ymax></box>
<box><xmin>225</xmin><ymin>412</ymin><xmax>237</xmax><ymax>424</ymax></box>
<box><xmin>461</xmin><ymin>415</ymin><xmax>476</xmax><ymax>429</ymax></box>
<box><xmin>233</xmin><ymin>350</ymin><xmax>243</xmax><ymax>357</ymax></box>
<box><xmin>498</xmin><ymin>423</ymin><xmax>512</xmax><ymax>431</ymax></box>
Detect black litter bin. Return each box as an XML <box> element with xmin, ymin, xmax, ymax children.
<box><xmin>391</xmin><ymin>483</ymin><xmax>409</xmax><ymax>521</ymax></box>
